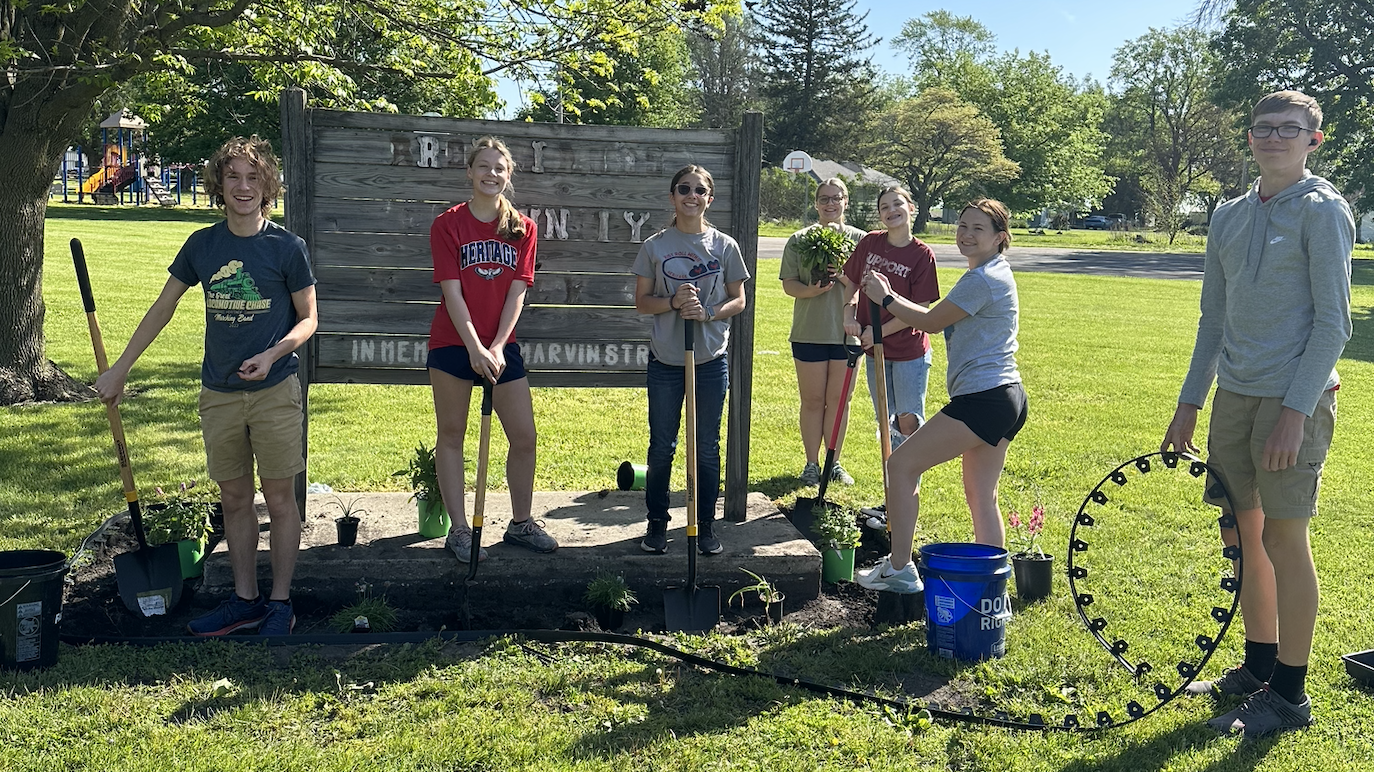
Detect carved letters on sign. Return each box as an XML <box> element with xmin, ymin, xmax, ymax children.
<box><xmin>416</xmin><ymin>135</ymin><xmax>443</xmax><ymax>168</ymax></box>
<box><xmin>598</xmin><ymin>211</ymin><xmax>610</xmax><ymax>242</ymax></box>
<box><xmin>543</xmin><ymin>208</ymin><xmax>568</xmax><ymax>239</ymax></box>
<box><xmin>346</xmin><ymin>337</ymin><xmax>647</xmax><ymax>369</ymax></box>
<box><xmin>531</xmin><ymin>141</ymin><xmax>547</xmax><ymax>173</ymax></box>
<box><xmin>624</xmin><ymin>212</ymin><xmax>650</xmax><ymax>243</ymax></box>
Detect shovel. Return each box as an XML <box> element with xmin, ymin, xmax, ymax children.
<box><xmin>71</xmin><ymin>238</ymin><xmax>183</xmax><ymax>617</ymax></box>
<box><xmin>664</xmin><ymin>319</ymin><xmax>721</xmax><ymax>632</ymax></box>
<box><xmin>461</xmin><ymin>377</ymin><xmax>495</xmax><ymax>629</ymax></box>
<box><xmin>868</xmin><ymin>296</ymin><xmax>921</xmax><ymax>622</ymax></box>
<box><xmin>790</xmin><ymin>344</ymin><xmax>862</xmax><ymax>537</ymax></box>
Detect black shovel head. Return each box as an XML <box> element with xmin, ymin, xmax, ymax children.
<box><xmin>114</xmin><ymin>542</ymin><xmax>184</xmax><ymax>617</ymax></box>
<box><xmin>664</xmin><ymin>583</ymin><xmax>721</xmax><ymax>633</ymax></box>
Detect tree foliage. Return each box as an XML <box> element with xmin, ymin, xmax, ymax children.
<box><xmin>687</xmin><ymin>11</ymin><xmax>759</xmax><ymax>129</ymax></box>
<box><xmin>752</xmin><ymin>0</ymin><xmax>879</xmax><ymax>163</ymax></box>
<box><xmin>861</xmin><ymin>88</ymin><xmax>1019</xmax><ymax>232</ymax></box>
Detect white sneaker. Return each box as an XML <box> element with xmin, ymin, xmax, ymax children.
<box><xmin>856</xmin><ymin>556</ymin><xmax>923</xmax><ymax>594</ymax></box>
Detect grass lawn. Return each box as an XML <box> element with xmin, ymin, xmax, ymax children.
<box><xmin>3</xmin><ymin>206</ymin><xmax>1374</xmax><ymax>770</ymax></box>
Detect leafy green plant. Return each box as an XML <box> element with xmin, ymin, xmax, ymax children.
<box><xmin>394</xmin><ymin>442</ymin><xmax>442</xmax><ymax>505</ymax></box>
<box><xmin>812</xmin><ymin>505</ymin><xmax>861</xmax><ymax>551</ymax></box>
<box><xmin>144</xmin><ymin>480</ymin><xmax>213</xmax><ymax>546</ymax></box>
<box><xmin>728</xmin><ymin>568</ymin><xmax>784</xmax><ymax>608</ymax></box>
<box><xmin>583</xmin><ymin>573</ymin><xmax>637</xmax><ymax>612</ymax></box>
<box><xmin>331</xmin><ymin>495</ymin><xmax>370</xmax><ymax>523</ymax></box>
<box><xmin>796</xmin><ymin>222</ymin><xmax>857</xmax><ymax>283</ymax></box>
<box><xmin>329</xmin><ymin>595</ymin><xmax>398</xmax><ymax>634</ymax></box>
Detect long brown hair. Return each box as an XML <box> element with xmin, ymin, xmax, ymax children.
<box><xmin>668</xmin><ymin>164</ymin><xmax>715</xmax><ymax>230</ymax></box>
<box><xmin>468</xmin><ymin>136</ymin><xmax>526</xmax><ymax>241</ymax></box>
<box><xmin>204</xmin><ymin>135</ymin><xmax>281</xmax><ymax>215</ymax></box>
<box><xmin>961</xmin><ymin>198</ymin><xmax>1012</xmax><ymax>254</ymax></box>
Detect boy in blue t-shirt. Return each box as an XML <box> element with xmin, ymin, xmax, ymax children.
<box><xmin>95</xmin><ymin>136</ymin><xmax>318</xmax><ymax>637</ymax></box>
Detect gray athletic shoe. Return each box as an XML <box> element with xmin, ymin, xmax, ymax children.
<box><xmin>504</xmin><ymin>519</ymin><xmax>559</xmax><ymax>553</ymax></box>
<box><xmin>1185</xmin><ymin>664</ymin><xmax>1265</xmax><ymax>699</ymax></box>
<box><xmin>446</xmin><ymin>528</ymin><xmax>488</xmax><ymax>564</ymax></box>
<box><xmin>830</xmin><ymin>462</ymin><xmax>855</xmax><ymax>486</ymax></box>
<box><xmin>1207</xmin><ymin>688</ymin><xmax>1312</xmax><ymax>737</ymax></box>
<box><xmin>799</xmin><ymin>462</ymin><xmax>821</xmax><ymax>486</ymax></box>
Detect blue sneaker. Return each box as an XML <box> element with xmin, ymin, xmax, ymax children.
<box><xmin>259</xmin><ymin>600</ymin><xmax>296</xmax><ymax>636</ymax></box>
<box><xmin>188</xmin><ymin>594</ymin><xmax>267</xmax><ymax>636</ymax></box>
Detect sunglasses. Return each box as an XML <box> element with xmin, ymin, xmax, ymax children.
<box><xmin>675</xmin><ymin>184</ymin><xmax>710</xmax><ymax>196</ymax></box>
<box><xmin>1249</xmin><ymin>124</ymin><xmax>1315</xmax><ymax>139</ymax></box>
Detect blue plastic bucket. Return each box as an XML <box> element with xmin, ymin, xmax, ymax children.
<box><xmin>918</xmin><ymin>543</ymin><xmax>1012</xmax><ymax>661</ymax></box>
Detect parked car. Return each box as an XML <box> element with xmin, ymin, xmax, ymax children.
<box><xmin>1106</xmin><ymin>213</ymin><xmax>1128</xmax><ymax>228</ymax></box>
<box><xmin>1082</xmin><ymin>215</ymin><xmax>1110</xmax><ymax>230</ymax></box>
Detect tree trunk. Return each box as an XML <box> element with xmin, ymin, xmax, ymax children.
<box><xmin>911</xmin><ymin>197</ymin><xmax>932</xmax><ymax>233</ymax></box>
<box><xmin>0</xmin><ymin>87</ymin><xmax>100</xmax><ymax>405</ymax></box>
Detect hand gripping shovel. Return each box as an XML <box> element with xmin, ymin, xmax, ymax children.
<box><xmin>71</xmin><ymin>238</ymin><xmax>183</xmax><ymax>617</ymax></box>
<box><xmin>461</xmin><ymin>378</ymin><xmax>495</xmax><ymax>629</ymax></box>
<box><xmin>664</xmin><ymin>320</ymin><xmax>721</xmax><ymax>632</ymax></box>
<box><xmin>791</xmin><ymin>344</ymin><xmax>862</xmax><ymax>538</ymax></box>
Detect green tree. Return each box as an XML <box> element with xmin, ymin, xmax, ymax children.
<box><xmin>862</xmin><ymin>88</ymin><xmax>1019</xmax><ymax>232</ymax></box>
<box><xmin>687</xmin><ymin>11</ymin><xmax>759</xmax><ymax>129</ymax></box>
<box><xmin>0</xmin><ymin>0</ymin><xmax>716</xmax><ymax>404</ymax></box>
<box><xmin>753</xmin><ymin>0</ymin><xmax>879</xmax><ymax>163</ymax></box>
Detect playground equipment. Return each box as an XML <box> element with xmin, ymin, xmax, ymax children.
<box><xmin>51</xmin><ymin>109</ymin><xmax>197</xmax><ymax>207</ymax></box>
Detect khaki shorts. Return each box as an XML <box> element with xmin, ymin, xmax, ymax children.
<box><xmin>1203</xmin><ymin>388</ymin><xmax>1336</xmax><ymax>519</ymax></box>
<box><xmin>199</xmin><ymin>376</ymin><xmax>306</xmax><ymax>482</ymax></box>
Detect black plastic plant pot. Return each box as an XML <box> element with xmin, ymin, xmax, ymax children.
<box><xmin>336</xmin><ymin>517</ymin><xmax>360</xmax><ymax>547</ymax></box>
<box><xmin>1012</xmin><ymin>553</ymin><xmax>1054</xmax><ymax>601</ymax></box>
<box><xmin>765</xmin><ymin>596</ymin><xmax>785</xmax><ymax>626</ymax></box>
<box><xmin>593</xmin><ymin>606</ymin><xmax>625</xmax><ymax>632</ymax></box>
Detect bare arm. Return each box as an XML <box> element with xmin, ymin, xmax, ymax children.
<box><xmin>485</xmin><ymin>280</ymin><xmax>529</xmax><ymax>378</ymax></box>
<box><xmin>859</xmin><ymin>270</ymin><xmax>967</xmax><ymax>333</ymax></box>
<box><xmin>635</xmin><ymin>275</ymin><xmax>698</xmax><ymax>317</ymax></box>
<box><xmin>94</xmin><ymin>276</ymin><xmax>192</xmax><ymax>405</ymax></box>
<box><xmin>238</xmin><ymin>284</ymin><xmax>319</xmax><ymax>381</ymax></box>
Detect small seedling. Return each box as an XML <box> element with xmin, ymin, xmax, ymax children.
<box><xmin>728</xmin><ymin>568</ymin><xmax>784</xmax><ymax>608</ymax></box>
<box><xmin>331</xmin><ymin>495</ymin><xmax>370</xmax><ymax>522</ymax></box>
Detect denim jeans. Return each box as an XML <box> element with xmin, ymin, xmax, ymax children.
<box><xmin>866</xmin><ymin>349</ymin><xmax>932</xmax><ymax>440</ymax></box>
<box><xmin>646</xmin><ymin>354</ymin><xmax>729</xmax><ymax>524</ymax></box>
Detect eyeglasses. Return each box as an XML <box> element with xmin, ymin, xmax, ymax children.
<box><xmin>817</xmin><ymin>195</ymin><xmax>845</xmax><ymax>204</ymax></box>
<box><xmin>675</xmin><ymin>184</ymin><xmax>710</xmax><ymax>196</ymax></box>
<box><xmin>1249</xmin><ymin>124</ymin><xmax>1315</xmax><ymax>139</ymax></box>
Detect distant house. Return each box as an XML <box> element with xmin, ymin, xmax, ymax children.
<box><xmin>806</xmin><ymin>159</ymin><xmax>900</xmax><ymax>189</ymax></box>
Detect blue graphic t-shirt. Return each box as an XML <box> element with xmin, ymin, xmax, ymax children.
<box><xmin>631</xmin><ymin>226</ymin><xmax>750</xmax><ymax>365</ymax></box>
<box><xmin>169</xmin><ymin>220</ymin><xmax>316</xmax><ymax>392</ymax></box>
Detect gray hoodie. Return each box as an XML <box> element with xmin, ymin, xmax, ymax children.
<box><xmin>1180</xmin><ymin>171</ymin><xmax>1353</xmax><ymax>416</ymax></box>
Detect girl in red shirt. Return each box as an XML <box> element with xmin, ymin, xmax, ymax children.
<box><xmin>427</xmin><ymin>136</ymin><xmax>557</xmax><ymax>562</ymax></box>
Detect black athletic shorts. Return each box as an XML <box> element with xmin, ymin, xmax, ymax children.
<box><xmin>426</xmin><ymin>343</ymin><xmax>527</xmax><ymax>384</ymax></box>
<box><xmin>791</xmin><ymin>342</ymin><xmax>851</xmax><ymax>362</ymax></box>
<box><xmin>941</xmin><ymin>382</ymin><xmax>1028</xmax><ymax>447</ymax></box>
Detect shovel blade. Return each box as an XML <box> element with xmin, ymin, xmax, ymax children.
<box><xmin>664</xmin><ymin>584</ymin><xmax>721</xmax><ymax>632</ymax></box>
<box><xmin>114</xmin><ymin>543</ymin><xmax>184</xmax><ymax>617</ymax></box>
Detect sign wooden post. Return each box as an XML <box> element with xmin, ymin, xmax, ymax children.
<box><xmin>280</xmin><ymin>89</ymin><xmax>762</xmax><ymax>521</ymax></box>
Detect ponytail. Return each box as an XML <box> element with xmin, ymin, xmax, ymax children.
<box><xmin>467</xmin><ymin>136</ymin><xmax>526</xmax><ymax>241</ymax></box>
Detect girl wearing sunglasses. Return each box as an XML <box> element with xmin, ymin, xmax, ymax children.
<box><xmin>780</xmin><ymin>178</ymin><xmax>869</xmax><ymax>487</ymax></box>
<box><xmin>632</xmin><ymin>165</ymin><xmax>751</xmax><ymax>556</ymax></box>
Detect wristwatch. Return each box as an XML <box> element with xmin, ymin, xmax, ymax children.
<box><xmin>882</xmin><ymin>294</ymin><xmax>896</xmax><ymax>309</ymax></box>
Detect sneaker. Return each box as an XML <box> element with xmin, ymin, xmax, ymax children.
<box><xmin>860</xmin><ymin>504</ymin><xmax>887</xmax><ymax>530</ymax></box>
<box><xmin>446</xmin><ymin>528</ymin><xmax>488</xmax><ymax>564</ymax></box>
<box><xmin>1186</xmin><ymin>664</ymin><xmax>1265</xmax><ymax>699</ymax></box>
<box><xmin>698</xmin><ymin>521</ymin><xmax>723</xmax><ymax>555</ymax></box>
<box><xmin>856</xmin><ymin>556</ymin><xmax>923</xmax><ymax>594</ymax></box>
<box><xmin>504</xmin><ymin>519</ymin><xmax>559</xmax><ymax>553</ymax></box>
<box><xmin>1207</xmin><ymin>687</ymin><xmax>1312</xmax><ymax>737</ymax></box>
<box><xmin>187</xmin><ymin>594</ymin><xmax>267</xmax><ymax>636</ymax></box>
<box><xmin>830</xmin><ymin>462</ymin><xmax>855</xmax><ymax>486</ymax></box>
<box><xmin>641</xmin><ymin>520</ymin><xmax>668</xmax><ymax>553</ymax></box>
<box><xmin>259</xmin><ymin>600</ymin><xmax>295</xmax><ymax>636</ymax></box>
<box><xmin>799</xmin><ymin>462</ymin><xmax>821</xmax><ymax>486</ymax></box>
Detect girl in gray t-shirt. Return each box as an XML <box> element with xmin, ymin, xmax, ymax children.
<box><xmin>851</xmin><ymin>199</ymin><xmax>1029</xmax><ymax>595</ymax></box>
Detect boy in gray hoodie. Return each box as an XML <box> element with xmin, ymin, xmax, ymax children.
<box><xmin>1162</xmin><ymin>90</ymin><xmax>1353</xmax><ymax>738</ymax></box>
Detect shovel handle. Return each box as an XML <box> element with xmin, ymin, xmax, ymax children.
<box><xmin>72</xmin><ymin>238</ymin><xmax>147</xmax><ymax>548</ymax></box>
<box><xmin>469</xmin><ymin>378</ymin><xmax>495</xmax><ymax>574</ymax></box>
<box><xmin>869</xmin><ymin>298</ymin><xmax>892</xmax><ymax>534</ymax></box>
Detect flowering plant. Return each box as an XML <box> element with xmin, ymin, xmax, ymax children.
<box><xmin>1007</xmin><ymin>504</ymin><xmax>1047</xmax><ymax>558</ymax></box>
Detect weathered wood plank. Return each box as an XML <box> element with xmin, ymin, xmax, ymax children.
<box><xmin>317</xmin><ymin>334</ymin><xmax>651</xmax><ymax>371</ymax></box>
<box><xmin>281</xmin><ymin>88</ymin><xmax>314</xmax><ymax>518</ymax></box>
<box><xmin>318</xmin><ymin>300</ymin><xmax>652</xmax><ymax>338</ymax></box>
<box><xmin>314</xmin><ymin>366</ymin><xmax>645</xmax><ymax>388</ymax></box>
<box><xmin>315</xmin><ymin>265</ymin><xmax>638</xmax><ymax>306</ymax></box>
<box><xmin>313</xmin><ymin>127</ymin><xmax>735</xmax><ymax>178</ymax></box>
<box><xmin>314</xmin><ymin>200</ymin><xmax>729</xmax><ymax>240</ymax></box>
<box><xmin>313</xmin><ymin>161</ymin><xmax>733</xmax><ymax>211</ymax></box>
<box><xmin>314</xmin><ymin>109</ymin><xmax>732</xmax><ymax>146</ymax></box>
<box><xmin>725</xmin><ymin>110</ymin><xmax>763</xmax><ymax>523</ymax></box>
<box><xmin>311</xmin><ymin>231</ymin><xmax>643</xmax><ymax>273</ymax></box>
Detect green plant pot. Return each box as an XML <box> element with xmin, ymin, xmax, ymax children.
<box><xmin>176</xmin><ymin>537</ymin><xmax>206</xmax><ymax>580</ymax></box>
<box><xmin>417</xmin><ymin>498</ymin><xmax>451</xmax><ymax>539</ymax></box>
<box><xmin>821</xmin><ymin>548</ymin><xmax>855</xmax><ymax>583</ymax></box>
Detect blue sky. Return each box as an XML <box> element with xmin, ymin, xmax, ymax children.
<box><xmin>491</xmin><ymin>0</ymin><xmax>1204</xmax><ymax>117</ymax></box>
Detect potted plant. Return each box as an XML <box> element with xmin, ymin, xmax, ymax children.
<box><xmin>813</xmin><ymin>505</ymin><xmax>862</xmax><ymax>583</ymax></box>
<box><xmin>145</xmin><ymin>480</ymin><xmax>214</xmax><ymax>579</ymax></box>
<box><xmin>1008</xmin><ymin>504</ymin><xmax>1053</xmax><ymax>601</ymax></box>
<box><xmin>395</xmin><ymin>442</ymin><xmax>450</xmax><ymax>539</ymax></box>
<box><xmin>796</xmin><ymin>222</ymin><xmax>857</xmax><ymax>286</ymax></box>
<box><xmin>728</xmin><ymin>568</ymin><xmax>786</xmax><ymax>625</ymax></box>
<box><xmin>583</xmin><ymin>573</ymin><xmax>637</xmax><ymax>631</ymax></box>
<box><xmin>332</xmin><ymin>495</ymin><xmax>369</xmax><ymax>547</ymax></box>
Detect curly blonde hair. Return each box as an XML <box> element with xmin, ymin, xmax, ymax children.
<box><xmin>204</xmin><ymin>135</ymin><xmax>282</xmax><ymax>215</ymax></box>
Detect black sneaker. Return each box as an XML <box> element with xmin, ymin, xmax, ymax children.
<box><xmin>698</xmin><ymin>521</ymin><xmax>723</xmax><ymax>555</ymax></box>
<box><xmin>641</xmin><ymin>520</ymin><xmax>668</xmax><ymax>553</ymax></box>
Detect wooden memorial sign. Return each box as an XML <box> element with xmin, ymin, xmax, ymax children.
<box><xmin>280</xmin><ymin>89</ymin><xmax>761</xmax><ymax>520</ymax></box>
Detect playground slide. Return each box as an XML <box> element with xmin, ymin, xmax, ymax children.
<box><xmin>80</xmin><ymin>164</ymin><xmax>137</xmax><ymax>194</ymax></box>
<box><xmin>80</xmin><ymin>166</ymin><xmax>111</xmax><ymax>194</ymax></box>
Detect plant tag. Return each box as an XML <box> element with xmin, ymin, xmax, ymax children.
<box><xmin>136</xmin><ymin>591</ymin><xmax>168</xmax><ymax>616</ymax></box>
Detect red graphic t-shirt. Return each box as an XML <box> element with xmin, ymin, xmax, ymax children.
<box><xmin>428</xmin><ymin>202</ymin><xmax>537</xmax><ymax>349</ymax></box>
<box><xmin>842</xmin><ymin>231</ymin><xmax>940</xmax><ymax>362</ymax></box>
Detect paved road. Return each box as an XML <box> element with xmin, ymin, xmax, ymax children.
<box><xmin>757</xmin><ymin>236</ymin><xmax>1204</xmax><ymax>280</ymax></box>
